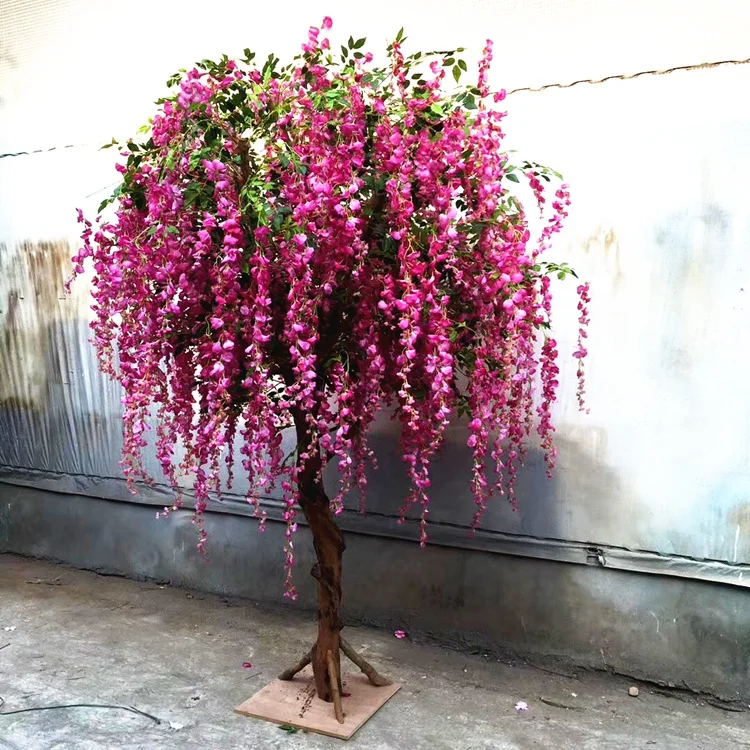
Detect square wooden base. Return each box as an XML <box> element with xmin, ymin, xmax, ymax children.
<box><xmin>234</xmin><ymin>666</ymin><xmax>402</xmax><ymax>740</ymax></box>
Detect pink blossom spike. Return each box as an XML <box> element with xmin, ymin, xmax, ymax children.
<box><xmin>67</xmin><ymin>21</ymin><xmax>588</xmax><ymax>600</ymax></box>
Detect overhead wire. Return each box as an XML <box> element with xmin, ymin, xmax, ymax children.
<box><xmin>2</xmin><ymin>55</ymin><xmax>750</xmax><ymax>161</ymax></box>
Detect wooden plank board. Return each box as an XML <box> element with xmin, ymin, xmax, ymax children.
<box><xmin>234</xmin><ymin>666</ymin><xmax>402</xmax><ymax>740</ymax></box>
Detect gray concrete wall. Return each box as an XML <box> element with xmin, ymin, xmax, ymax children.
<box><xmin>2</xmin><ymin>484</ymin><xmax>749</xmax><ymax>701</ymax></box>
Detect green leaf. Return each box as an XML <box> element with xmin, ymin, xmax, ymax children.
<box><xmin>348</xmin><ymin>35</ymin><xmax>355</xmax><ymax>49</ymax></box>
<box><xmin>506</xmin><ymin>173</ymin><xmax>520</xmax><ymax>183</ymax></box>
<box><xmin>341</xmin><ymin>45</ymin><xmax>348</xmax><ymax>59</ymax></box>
<box><xmin>395</xmin><ymin>27</ymin><xmax>405</xmax><ymax>43</ymax></box>
<box><xmin>557</xmin><ymin>271</ymin><xmax>566</xmax><ymax>280</ymax></box>
<box><xmin>278</xmin><ymin>724</ymin><xmax>298</xmax><ymax>734</ymax></box>
<box><xmin>452</xmin><ymin>65</ymin><xmax>461</xmax><ymax>83</ymax></box>
<box><xmin>131</xmin><ymin>186</ymin><xmax>147</xmax><ymax>212</ymax></box>
<box><xmin>458</xmin><ymin>59</ymin><xmax>467</xmax><ymax>71</ymax></box>
<box><xmin>353</xmin><ymin>37</ymin><xmax>366</xmax><ymax>49</ymax></box>
<box><xmin>204</xmin><ymin>125</ymin><xmax>221</xmax><ymax>146</ymax></box>
<box><xmin>463</xmin><ymin>94</ymin><xmax>477</xmax><ymax>110</ymax></box>
<box><xmin>430</xmin><ymin>102</ymin><xmax>444</xmax><ymax>116</ymax></box>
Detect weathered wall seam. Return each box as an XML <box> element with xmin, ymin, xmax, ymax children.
<box><xmin>3</xmin><ymin>473</ymin><xmax>748</xmax><ymax>589</ymax></box>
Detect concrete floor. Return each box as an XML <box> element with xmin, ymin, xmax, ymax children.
<box><xmin>0</xmin><ymin>555</ymin><xmax>747</xmax><ymax>750</ymax></box>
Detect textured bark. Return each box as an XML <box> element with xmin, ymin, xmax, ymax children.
<box><xmin>327</xmin><ymin>649</ymin><xmax>345</xmax><ymax>723</ymax></box>
<box><xmin>294</xmin><ymin>410</ymin><xmax>345</xmax><ymax>702</ymax></box>
<box><xmin>277</xmin><ymin>648</ymin><xmax>312</xmax><ymax>681</ymax></box>
<box><xmin>288</xmin><ymin>407</ymin><xmax>390</xmax><ymax>702</ymax></box>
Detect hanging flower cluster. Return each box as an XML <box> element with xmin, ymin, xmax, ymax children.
<box><xmin>69</xmin><ymin>19</ymin><xmax>588</xmax><ymax>596</ymax></box>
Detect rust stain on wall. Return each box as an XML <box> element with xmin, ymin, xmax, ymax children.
<box><xmin>582</xmin><ymin>226</ymin><xmax>623</xmax><ymax>284</ymax></box>
<box><xmin>581</xmin><ymin>225</ymin><xmax>624</xmax><ymax>288</ymax></box>
<box><xmin>729</xmin><ymin>502</ymin><xmax>750</xmax><ymax>536</ymax></box>
<box><xmin>0</xmin><ymin>239</ymin><xmax>81</xmax><ymax>409</ymax></box>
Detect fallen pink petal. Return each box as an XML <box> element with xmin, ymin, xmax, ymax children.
<box><xmin>394</xmin><ymin>630</ymin><xmax>407</xmax><ymax>639</ymax></box>
<box><xmin>242</xmin><ymin>662</ymin><xmax>253</xmax><ymax>669</ymax></box>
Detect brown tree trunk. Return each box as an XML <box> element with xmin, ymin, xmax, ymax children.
<box><xmin>295</xmin><ymin>413</ymin><xmax>345</xmax><ymax>702</ymax></box>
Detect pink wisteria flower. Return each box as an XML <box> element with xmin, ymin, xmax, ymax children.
<box><xmin>69</xmin><ymin>18</ymin><xmax>589</xmax><ymax>602</ymax></box>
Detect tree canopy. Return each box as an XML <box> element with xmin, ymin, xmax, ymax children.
<box><xmin>69</xmin><ymin>18</ymin><xmax>589</xmax><ymax>597</ymax></box>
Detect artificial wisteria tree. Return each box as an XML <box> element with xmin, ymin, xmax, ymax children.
<box><xmin>69</xmin><ymin>19</ymin><xmax>589</xmax><ymax>704</ymax></box>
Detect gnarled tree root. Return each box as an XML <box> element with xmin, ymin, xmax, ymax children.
<box><xmin>278</xmin><ymin>639</ymin><xmax>392</xmax><ymax>689</ymax></box>
<box><xmin>277</xmin><ymin>648</ymin><xmax>313</xmax><ymax>682</ymax></box>
<box><xmin>340</xmin><ymin>637</ymin><xmax>393</xmax><ymax>687</ymax></box>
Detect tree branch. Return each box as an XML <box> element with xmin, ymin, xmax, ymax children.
<box><xmin>278</xmin><ymin>646</ymin><xmax>314</xmax><ymax>681</ymax></box>
<box><xmin>340</xmin><ymin>638</ymin><xmax>393</xmax><ymax>687</ymax></box>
